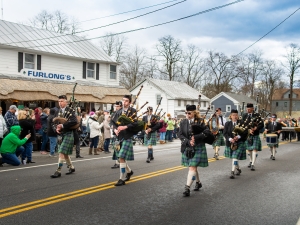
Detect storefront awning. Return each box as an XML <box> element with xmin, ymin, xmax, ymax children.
<box><xmin>0</xmin><ymin>78</ymin><xmax>129</xmax><ymax>103</ymax></box>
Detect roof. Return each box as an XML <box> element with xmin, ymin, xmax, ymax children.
<box><xmin>272</xmin><ymin>89</ymin><xmax>300</xmax><ymax>100</ymax></box>
<box><xmin>130</xmin><ymin>78</ymin><xmax>210</xmax><ymax>101</ymax></box>
<box><xmin>211</xmin><ymin>92</ymin><xmax>255</xmax><ymax>105</ymax></box>
<box><xmin>0</xmin><ymin>76</ymin><xmax>129</xmax><ymax>103</ymax></box>
<box><xmin>0</xmin><ymin>20</ymin><xmax>115</xmax><ymax>63</ymax></box>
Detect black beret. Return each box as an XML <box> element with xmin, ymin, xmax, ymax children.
<box><xmin>246</xmin><ymin>103</ymin><xmax>253</xmax><ymax>108</ymax></box>
<box><xmin>186</xmin><ymin>104</ymin><xmax>196</xmax><ymax>111</ymax></box>
<box><xmin>123</xmin><ymin>95</ymin><xmax>132</xmax><ymax>102</ymax></box>
<box><xmin>115</xmin><ymin>101</ymin><xmax>122</xmax><ymax>106</ymax></box>
<box><xmin>231</xmin><ymin>109</ymin><xmax>238</xmax><ymax>113</ymax></box>
<box><xmin>147</xmin><ymin>106</ymin><xmax>153</xmax><ymax>111</ymax></box>
<box><xmin>58</xmin><ymin>95</ymin><xmax>67</xmax><ymax>100</ymax></box>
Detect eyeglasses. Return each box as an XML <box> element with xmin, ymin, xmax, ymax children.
<box><xmin>185</xmin><ymin>112</ymin><xmax>192</xmax><ymax>115</ymax></box>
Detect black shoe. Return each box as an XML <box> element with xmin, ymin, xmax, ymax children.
<box><xmin>115</xmin><ymin>179</ymin><xmax>125</xmax><ymax>186</ymax></box>
<box><xmin>124</xmin><ymin>170</ymin><xmax>133</xmax><ymax>181</ymax></box>
<box><xmin>66</xmin><ymin>168</ymin><xmax>75</xmax><ymax>175</ymax></box>
<box><xmin>236</xmin><ymin>168</ymin><xmax>242</xmax><ymax>176</ymax></box>
<box><xmin>248</xmin><ymin>162</ymin><xmax>252</xmax><ymax>168</ymax></box>
<box><xmin>26</xmin><ymin>160</ymin><xmax>35</xmax><ymax>163</ymax></box>
<box><xmin>111</xmin><ymin>164</ymin><xmax>120</xmax><ymax>169</ymax></box>
<box><xmin>183</xmin><ymin>186</ymin><xmax>190</xmax><ymax>197</ymax></box>
<box><xmin>194</xmin><ymin>182</ymin><xmax>202</xmax><ymax>191</ymax></box>
<box><xmin>230</xmin><ymin>171</ymin><xmax>235</xmax><ymax>179</ymax></box>
<box><xmin>272</xmin><ymin>156</ymin><xmax>275</xmax><ymax>160</ymax></box>
<box><xmin>251</xmin><ymin>165</ymin><xmax>255</xmax><ymax>171</ymax></box>
<box><xmin>76</xmin><ymin>155</ymin><xmax>84</xmax><ymax>158</ymax></box>
<box><xmin>150</xmin><ymin>156</ymin><xmax>154</xmax><ymax>161</ymax></box>
<box><xmin>50</xmin><ymin>171</ymin><xmax>61</xmax><ymax>178</ymax></box>
<box><xmin>270</xmin><ymin>155</ymin><xmax>273</xmax><ymax>159</ymax></box>
<box><xmin>146</xmin><ymin>158</ymin><xmax>150</xmax><ymax>163</ymax></box>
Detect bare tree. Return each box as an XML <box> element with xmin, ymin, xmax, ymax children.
<box><xmin>282</xmin><ymin>43</ymin><xmax>300</xmax><ymax>116</ymax></box>
<box><xmin>99</xmin><ymin>33</ymin><xmax>127</xmax><ymax>63</ymax></box>
<box><xmin>119</xmin><ymin>45</ymin><xmax>146</xmax><ymax>89</ymax></box>
<box><xmin>29</xmin><ymin>10</ymin><xmax>80</xmax><ymax>34</ymax></box>
<box><xmin>143</xmin><ymin>56</ymin><xmax>159</xmax><ymax>78</ymax></box>
<box><xmin>156</xmin><ymin>35</ymin><xmax>182</xmax><ymax>81</ymax></box>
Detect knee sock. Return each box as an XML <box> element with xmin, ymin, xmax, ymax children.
<box><xmin>65</xmin><ymin>156</ymin><xmax>74</xmax><ymax>169</ymax></box>
<box><xmin>57</xmin><ymin>158</ymin><xmax>64</xmax><ymax>172</ymax></box>
<box><xmin>252</xmin><ymin>151</ymin><xmax>257</xmax><ymax>165</ymax></box>
<box><xmin>232</xmin><ymin>159</ymin><xmax>239</xmax><ymax>171</ymax></box>
<box><xmin>215</xmin><ymin>146</ymin><xmax>219</xmax><ymax>155</ymax></box>
<box><xmin>249</xmin><ymin>151</ymin><xmax>253</xmax><ymax>163</ymax></box>
<box><xmin>125</xmin><ymin>161</ymin><xmax>131</xmax><ymax>173</ymax></box>
<box><xmin>195</xmin><ymin>169</ymin><xmax>200</xmax><ymax>183</ymax></box>
<box><xmin>186</xmin><ymin>170</ymin><xmax>196</xmax><ymax>187</ymax></box>
<box><xmin>120</xmin><ymin>163</ymin><xmax>126</xmax><ymax>180</ymax></box>
<box><xmin>272</xmin><ymin>148</ymin><xmax>276</xmax><ymax>157</ymax></box>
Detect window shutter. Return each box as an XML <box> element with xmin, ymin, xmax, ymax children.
<box><xmin>96</xmin><ymin>63</ymin><xmax>99</xmax><ymax>80</ymax></box>
<box><xmin>37</xmin><ymin>55</ymin><xmax>41</xmax><ymax>70</ymax></box>
<box><xmin>82</xmin><ymin>61</ymin><xmax>86</xmax><ymax>79</ymax></box>
<box><xmin>18</xmin><ymin>52</ymin><xmax>23</xmax><ymax>72</ymax></box>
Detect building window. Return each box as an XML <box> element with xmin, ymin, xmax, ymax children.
<box><xmin>24</xmin><ymin>53</ymin><xmax>35</xmax><ymax>69</ymax></box>
<box><xmin>284</xmin><ymin>102</ymin><xmax>287</xmax><ymax>107</ymax></box>
<box><xmin>110</xmin><ymin>65</ymin><xmax>117</xmax><ymax>79</ymax></box>
<box><xmin>276</xmin><ymin>102</ymin><xmax>278</xmax><ymax>107</ymax></box>
<box><xmin>203</xmin><ymin>101</ymin><xmax>206</xmax><ymax>107</ymax></box>
<box><xmin>87</xmin><ymin>62</ymin><xmax>95</xmax><ymax>78</ymax></box>
<box><xmin>156</xmin><ymin>94</ymin><xmax>161</xmax><ymax>105</ymax></box>
<box><xmin>226</xmin><ymin>105</ymin><xmax>231</xmax><ymax>112</ymax></box>
<box><xmin>178</xmin><ymin>100</ymin><xmax>181</xmax><ymax>106</ymax></box>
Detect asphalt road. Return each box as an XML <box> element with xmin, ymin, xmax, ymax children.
<box><xmin>0</xmin><ymin>138</ymin><xmax>300</xmax><ymax>225</ymax></box>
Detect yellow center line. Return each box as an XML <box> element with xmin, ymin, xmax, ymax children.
<box><xmin>0</xmin><ymin>140</ymin><xmax>292</xmax><ymax>218</ymax></box>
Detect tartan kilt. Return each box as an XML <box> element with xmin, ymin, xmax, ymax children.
<box><xmin>246</xmin><ymin>135</ymin><xmax>262</xmax><ymax>151</ymax></box>
<box><xmin>144</xmin><ymin>131</ymin><xmax>157</xmax><ymax>146</ymax></box>
<box><xmin>181</xmin><ymin>144</ymin><xmax>208</xmax><ymax>167</ymax></box>
<box><xmin>267</xmin><ymin>143</ymin><xmax>278</xmax><ymax>148</ymax></box>
<box><xmin>118</xmin><ymin>139</ymin><xmax>134</xmax><ymax>161</ymax></box>
<box><xmin>212</xmin><ymin>133</ymin><xmax>225</xmax><ymax>147</ymax></box>
<box><xmin>112</xmin><ymin>149</ymin><xmax>118</xmax><ymax>160</ymax></box>
<box><xmin>224</xmin><ymin>141</ymin><xmax>247</xmax><ymax>160</ymax></box>
<box><xmin>58</xmin><ymin>131</ymin><xmax>74</xmax><ymax>155</ymax></box>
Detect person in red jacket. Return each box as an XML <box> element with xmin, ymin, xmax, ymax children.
<box><xmin>159</xmin><ymin>119</ymin><xmax>167</xmax><ymax>144</ymax></box>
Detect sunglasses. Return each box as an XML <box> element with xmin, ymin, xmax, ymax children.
<box><xmin>185</xmin><ymin>112</ymin><xmax>192</xmax><ymax>115</ymax></box>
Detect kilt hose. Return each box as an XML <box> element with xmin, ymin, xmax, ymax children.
<box><xmin>118</xmin><ymin>139</ymin><xmax>134</xmax><ymax>161</ymax></box>
<box><xmin>246</xmin><ymin>135</ymin><xmax>262</xmax><ymax>151</ymax></box>
<box><xmin>181</xmin><ymin>144</ymin><xmax>209</xmax><ymax>167</ymax></box>
<box><xmin>224</xmin><ymin>141</ymin><xmax>247</xmax><ymax>160</ymax></box>
<box><xmin>58</xmin><ymin>131</ymin><xmax>74</xmax><ymax>155</ymax></box>
<box><xmin>212</xmin><ymin>132</ymin><xmax>225</xmax><ymax>147</ymax></box>
<box><xmin>144</xmin><ymin>131</ymin><xmax>157</xmax><ymax>146</ymax></box>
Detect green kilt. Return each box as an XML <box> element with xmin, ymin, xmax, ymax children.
<box><xmin>212</xmin><ymin>132</ymin><xmax>225</xmax><ymax>147</ymax></box>
<box><xmin>144</xmin><ymin>131</ymin><xmax>157</xmax><ymax>146</ymax></box>
<box><xmin>58</xmin><ymin>131</ymin><xmax>74</xmax><ymax>155</ymax></box>
<box><xmin>118</xmin><ymin>139</ymin><xmax>134</xmax><ymax>161</ymax></box>
<box><xmin>267</xmin><ymin>143</ymin><xmax>278</xmax><ymax>148</ymax></box>
<box><xmin>246</xmin><ymin>135</ymin><xmax>262</xmax><ymax>151</ymax></box>
<box><xmin>112</xmin><ymin>149</ymin><xmax>118</xmax><ymax>160</ymax></box>
<box><xmin>181</xmin><ymin>144</ymin><xmax>208</xmax><ymax>167</ymax></box>
<box><xmin>224</xmin><ymin>141</ymin><xmax>247</xmax><ymax>160</ymax></box>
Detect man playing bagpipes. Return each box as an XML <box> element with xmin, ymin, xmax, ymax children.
<box><xmin>51</xmin><ymin>95</ymin><xmax>79</xmax><ymax>178</ymax></box>
<box><xmin>212</xmin><ymin>108</ymin><xmax>226</xmax><ymax>160</ymax></box>
<box><xmin>112</xmin><ymin>94</ymin><xmax>138</xmax><ymax>186</ymax></box>
<box><xmin>265</xmin><ymin>114</ymin><xmax>282</xmax><ymax>160</ymax></box>
<box><xmin>178</xmin><ymin>104</ymin><xmax>214</xmax><ymax>197</ymax></box>
<box><xmin>224</xmin><ymin>109</ymin><xmax>248</xmax><ymax>179</ymax></box>
<box><xmin>242</xmin><ymin>103</ymin><xmax>263</xmax><ymax>171</ymax></box>
<box><xmin>142</xmin><ymin>106</ymin><xmax>161</xmax><ymax>163</ymax></box>
<box><xmin>111</xmin><ymin>101</ymin><xmax>122</xmax><ymax>169</ymax></box>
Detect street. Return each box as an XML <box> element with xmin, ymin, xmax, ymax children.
<box><xmin>0</xmin><ymin>139</ymin><xmax>300</xmax><ymax>225</ymax></box>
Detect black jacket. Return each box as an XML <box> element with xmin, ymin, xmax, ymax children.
<box><xmin>265</xmin><ymin>121</ymin><xmax>282</xmax><ymax>137</ymax></box>
<box><xmin>142</xmin><ymin>114</ymin><xmax>161</xmax><ymax>133</ymax></box>
<box><xmin>242</xmin><ymin>112</ymin><xmax>263</xmax><ymax>136</ymax></box>
<box><xmin>224</xmin><ymin>120</ymin><xmax>248</xmax><ymax>147</ymax></box>
<box><xmin>112</xmin><ymin>107</ymin><xmax>138</xmax><ymax>140</ymax></box>
<box><xmin>19</xmin><ymin>119</ymin><xmax>36</xmax><ymax>143</ymax></box>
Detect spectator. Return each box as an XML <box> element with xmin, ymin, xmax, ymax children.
<box><xmin>4</xmin><ymin>105</ymin><xmax>19</xmax><ymax>132</ymax></box>
<box><xmin>0</xmin><ymin>125</ymin><xmax>30</xmax><ymax>166</ymax></box>
<box><xmin>159</xmin><ymin>119</ymin><xmax>167</xmax><ymax>144</ymax></box>
<box><xmin>165</xmin><ymin>113</ymin><xmax>175</xmax><ymax>142</ymax></box>
<box><xmin>81</xmin><ymin>112</ymin><xmax>88</xmax><ymax>133</ymax></box>
<box><xmin>34</xmin><ymin>107</ymin><xmax>42</xmax><ymax>133</ymax></box>
<box><xmin>88</xmin><ymin>113</ymin><xmax>101</xmax><ymax>155</ymax></box>
<box><xmin>47</xmin><ymin>108</ymin><xmax>58</xmax><ymax>157</ymax></box>
<box><xmin>103</xmin><ymin>115</ymin><xmax>112</xmax><ymax>154</ymax></box>
<box><xmin>0</xmin><ymin>107</ymin><xmax>8</xmax><ymax>146</ymax></box>
<box><xmin>18</xmin><ymin>110</ymin><xmax>36</xmax><ymax>163</ymax></box>
<box><xmin>40</xmin><ymin>108</ymin><xmax>50</xmax><ymax>154</ymax></box>
<box><xmin>96</xmin><ymin>110</ymin><xmax>105</xmax><ymax>152</ymax></box>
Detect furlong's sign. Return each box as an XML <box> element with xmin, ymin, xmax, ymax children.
<box><xmin>21</xmin><ymin>69</ymin><xmax>75</xmax><ymax>82</ymax></box>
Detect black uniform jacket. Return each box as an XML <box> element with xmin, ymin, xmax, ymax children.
<box><xmin>142</xmin><ymin>114</ymin><xmax>161</xmax><ymax>133</ymax></box>
<box><xmin>265</xmin><ymin>121</ymin><xmax>282</xmax><ymax>137</ymax></box>
<box><xmin>242</xmin><ymin>112</ymin><xmax>263</xmax><ymax>136</ymax></box>
<box><xmin>224</xmin><ymin>120</ymin><xmax>248</xmax><ymax>147</ymax></box>
<box><xmin>112</xmin><ymin>107</ymin><xmax>138</xmax><ymax>140</ymax></box>
<box><xmin>54</xmin><ymin>106</ymin><xmax>78</xmax><ymax>133</ymax></box>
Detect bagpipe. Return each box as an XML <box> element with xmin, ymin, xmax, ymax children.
<box><xmin>53</xmin><ymin>83</ymin><xmax>80</xmax><ymax>131</ymax></box>
<box><xmin>145</xmin><ymin>97</ymin><xmax>163</xmax><ymax>139</ymax></box>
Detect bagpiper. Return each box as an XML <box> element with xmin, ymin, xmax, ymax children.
<box><xmin>265</xmin><ymin>114</ymin><xmax>282</xmax><ymax>160</ymax></box>
<box><xmin>212</xmin><ymin>108</ymin><xmax>226</xmax><ymax>160</ymax></box>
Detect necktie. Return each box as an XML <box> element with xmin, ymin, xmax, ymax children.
<box><xmin>220</xmin><ymin>116</ymin><xmax>224</xmax><ymax>125</ymax></box>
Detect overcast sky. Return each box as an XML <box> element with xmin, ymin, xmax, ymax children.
<box><xmin>2</xmin><ymin>0</ymin><xmax>299</xmax><ymax>63</ymax></box>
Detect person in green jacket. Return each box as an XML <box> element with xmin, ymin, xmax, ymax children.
<box><xmin>0</xmin><ymin>125</ymin><xmax>31</xmax><ymax>166</ymax></box>
<box><xmin>165</xmin><ymin>113</ymin><xmax>175</xmax><ymax>142</ymax></box>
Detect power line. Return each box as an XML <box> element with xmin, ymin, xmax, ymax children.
<box><xmin>235</xmin><ymin>7</ymin><xmax>300</xmax><ymax>56</ymax></box>
<box><xmin>3</xmin><ymin>0</ymin><xmax>186</xmax><ymax>45</ymax></box>
<box><xmin>7</xmin><ymin>0</ymin><xmax>244</xmax><ymax>49</ymax></box>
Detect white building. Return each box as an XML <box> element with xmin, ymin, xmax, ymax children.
<box><xmin>130</xmin><ymin>78</ymin><xmax>210</xmax><ymax>118</ymax></box>
<box><xmin>0</xmin><ymin>20</ymin><xmax>129</xmax><ymax>112</ymax></box>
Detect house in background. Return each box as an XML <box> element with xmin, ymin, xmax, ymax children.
<box><xmin>130</xmin><ymin>78</ymin><xmax>210</xmax><ymax>118</ymax></box>
<box><xmin>271</xmin><ymin>89</ymin><xmax>300</xmax><ymax>117</ymax></box>
<box><xmin>210</xmin><ymin>92</ymin><xmax>256</xmax><ymax>117</ymax></box>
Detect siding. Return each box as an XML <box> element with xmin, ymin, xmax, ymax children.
<box><xmin>283</xmin><ymin>92</ymin><xmax>297</xmax><ymax>99</ymax></box>
<box><xmin>272</xmin><ymin>100</ymin><xmax>300</xmax><ymax>112</ymax></box>
<box><xmin>211</xmin><ymin>95</ymin><xmax>237</xmax><ymax>112</ymax></box>
<box><xmin>0</xmin><ymin>49</ymin><xmax>18</xmax><ymax>74</ymax></box>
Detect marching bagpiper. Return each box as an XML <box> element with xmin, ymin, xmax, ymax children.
<box><xmin>212</xmin><ymin>108</ymin><xmax>226</xmax><ymax>160</ymax></box>
<box><xmin>265</xmin><ymin>114</ymin><xmax>282</xmax><ymax>160</ymax></box>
